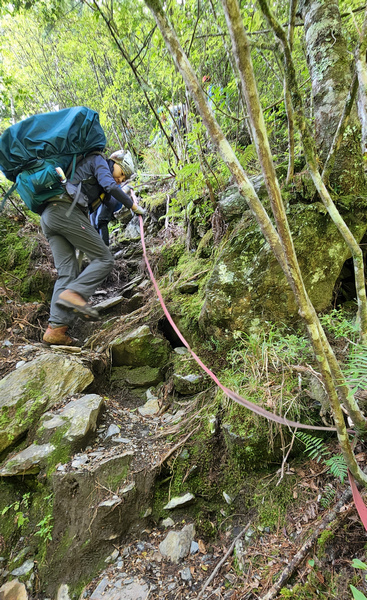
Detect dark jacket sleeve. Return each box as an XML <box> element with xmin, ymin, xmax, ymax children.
<box><xmin>93</xmin><ymin>154</ymin><xmax>133</xmax><ymax>209</ymax></box>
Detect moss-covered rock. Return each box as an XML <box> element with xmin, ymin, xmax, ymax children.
<box><xmin>200</xmin><ymin>202</ymin><xmax>367</xmax><ymax>333</ymax></box>
<box><xmin>111</xmin><ymin>365</ymin><xmax>163</xmax><ymax>387</ymax></box>
<box><xmin>110</xmin><ymin>325</ymin><xmax>171</xmax><ymax>368</ymax></box>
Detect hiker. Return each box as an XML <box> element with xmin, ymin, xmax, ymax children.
<box><xmin>42</xmin><ymin>150</ymin><xmax>145</xmax><ymax>346</ymax></box>
<box><xmin>90</xmin><ymin>158</ymin><xmax>135</xmax><ymax>246</ymax></box>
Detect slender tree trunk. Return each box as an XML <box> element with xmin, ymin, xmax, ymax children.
<box><xmin>285</xmin><ymin>0</ymin><xmax>297</xmax><ymax>184</ymax></box>
<box><xmin>143</xmin><ymin>0</ymin><xmax>367</xmax><ymax>484</ymax></box>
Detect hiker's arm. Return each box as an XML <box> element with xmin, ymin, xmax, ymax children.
<box><xmin>93</xmin><ymin>155</ymin><xmax>134</xmax><ymax>209</ymax></box>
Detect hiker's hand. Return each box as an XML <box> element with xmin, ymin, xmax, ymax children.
<box><xmin>132</xmin><ymin>203</ymin><xmax>146</xmax><ymax>216</ymax></box>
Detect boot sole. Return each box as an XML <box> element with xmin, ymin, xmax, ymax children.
<box><xmin>56</xmin><ymin>299</ymin><xmax>100</xmax><ymax>321</ymax></box>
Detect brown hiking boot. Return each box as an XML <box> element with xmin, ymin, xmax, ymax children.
<box><xmin>43</xmin><ymin>325</ymin><xmax>72</xmax><ymax>346</ymax></box>
<box><xmin>56</xmin><ymin>289</ymin><xmax>100</xmax><ymax>321</ymax></box>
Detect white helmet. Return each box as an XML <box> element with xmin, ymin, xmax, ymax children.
<box><xmin>109</xmin><ymin>149</ymin><xmax>135</xmax><ymax>178</ymax></box>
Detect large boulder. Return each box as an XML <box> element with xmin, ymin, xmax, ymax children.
<box><xmin>0</xmin><ymin>353</ymin><xmax>94</xmax><ymax>453</ymax></box>
<box><xmin>110</xmin><ymin>325</ymin><xmax>171</xmax><ymax>368</ymax></box>
<box><xmin>200</xmin><ymin>204</ymin><xmax>367</xmax><ymax>333</ymax></box>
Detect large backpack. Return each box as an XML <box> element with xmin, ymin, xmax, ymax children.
<box><xmin>0</xmin><ymin>106</ymin><xmax>106</xmax><ymax>214</ymax></box>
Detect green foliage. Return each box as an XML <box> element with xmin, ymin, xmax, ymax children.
<box><xmin>1</xmin><ymin>492</ymin><xmax>31</xmax><ymax>529</ymax></box>
<box><xmin>319</xmin><ymin>308</ymin><xmax>359</xmax><ymax>339</ymax></box>
<box><xmin>343</xmin><ymin>343</ymin><xmax>367</xmax><ymax>393</ymax></box>
<box><xmin>350</xmin><ymin>587</ymin><xmax>367</xmax><ymax>600</ymax></box>
<box><xmin>222</xmin><ymin>328</ymin><xmax>313</xmax><ymax>433</ymax></box>
<box><xmin>296</xmin><ymin>432</ymin><xmax>348</xmax><ymax>484</ymax></box>
<box><xmin>295</xmin><ymin>432</ymin><xmax>330</xmax><ymax>463</ymax></box>
<box><xmin>350</xmin><ymin>559</ymin><xmax>367</xmax><ymax>600</ymax></box>
<box><xmin>35</xmin><ymin>514</ymin><xmax>53</xmax><ymax>542</ymax></box>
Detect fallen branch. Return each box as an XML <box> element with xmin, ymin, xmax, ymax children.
<box><xmin>197</xmin><ymin>521</ymin><xmax>253</xmax><ymax>599</ymax></box>
<box><xmin>258</xmin><ymin>486</ymin><xmax>353</xmax><ymax>600</ymax></box>
<box><xmin>153</xmin><ymin>425</ymin><xmax>200</xmax><ymax>469</ymax></box>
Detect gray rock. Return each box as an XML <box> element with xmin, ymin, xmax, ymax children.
<box><xmin>105</xmin><ymin>424</ymin><xmax>121</xmax><ymax>439</ymax></box>
<box><xmin>201</xmin><ymin>198</ymin><xmax>365</xmax><ymax>335</ymax></box>
<box><xmin>0</xmin><ymin>353</ymin><xmax>93</xmax><ymax>453</ymax></box>
<box><xmin>57</xmin><ymin>584</ymin><xmax>72</xmax><ymax>600</ymax></box>
<box><xmin>0</xmin><ymin>579</ymin><xmax>28</xmax><ymax>600</ymax></box>
<box><xmin>174</xmin><ymin>347</ymin><xmax>189</xmax><ymax>355</ymax></box>
<box><xmin>159</xmin><ymin>524</ymin><xmax>195</xmax><ymax>563</ymax></box>
<box><xmin>190</xmin><ymin>541</ymin><xmax>199</xmax><ymax>554</ymax></box>
<box><xmin>90</xmin><ymin>577</ymin><xmax>110</xmax><ymax>600</ymax></box>
<box><xmin>164</xmin><ymin>493</ymin><xmax>195</xmax><ymax>510</ymax></box>
<box><xmin>162</xmin><ymin>517</ymin><xmax>175</xmax><ymax>528</ymax></box>
<box><xmin>71</xmin><ymin>454</ymin><xmax>89</xmax><ymax>468</ymax></box>
<box><xmin>38</xmin><ymin>394</ymin><xmax>104</xmax><ymax>447</ymax></box>
<box><xmin>94</xmin><ymin>296</ymin><xmax>124</xmax><ymax>311</ymax></box>
<box><xmin>138</xmin><ymin>397</ymin><xmax>160</xmax><ymax>417</ymax></box>
<box><xmin>10</xmin><ymin>560</ymin><xmax>34</xmax><ymax>577</ymax></box>
<box><xmin>99</xmin><ymin>498</ymin><xmax>121</xmax><ymax>508</ymax></box>
<box><xmin>0</xmin><ymin>444</ymin><xmax>55</xmax><ymax>476</ymax></box>
<box><xmin>172</xmin><ymin>373</ymin><xmax>205</xmax><ymax>395</ymax></box>
<box><xmin>105</xmin><ymin>549</ymin><xmax>119</xmax><ymax>563</ymax></box>
<box><xmin>218</xmin><ymin>186</ymin><xmax>248</xmax><ymax>220</ymax></box>
<box><xmin>92</xmin><ymin>580</ymin><xmax>149</xmax><ymax>600</ymax></box>
<box><xmin>180</xmin><ymin>567</ymin><xmax>192</xmax><ymax>581</ymax></box>
<box><xmin>122</xmin><ymin>219</ymin><xmax>141</xmax><ymax>240</ymax></box>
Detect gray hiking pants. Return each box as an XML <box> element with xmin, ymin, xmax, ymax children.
<box><xmin>41</xmin><ymin>200</ymin><xmax>114</xmax><ymax>327</ymax></box>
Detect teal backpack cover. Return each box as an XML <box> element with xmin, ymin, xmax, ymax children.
<box><xmin>0</xmin><ymin>106</ymin><xmax>106</xmax><ymax>213</ymax></box>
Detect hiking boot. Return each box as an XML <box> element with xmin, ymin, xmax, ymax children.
<box><xmin>56</xmin><ymin>289</ymin><xmax>100</xmax><ymax>321</ymax></box>
<box><xmin>43</xmin><ymin>325</ymin><xmax>72</xmax><ymax>346</ymax></box>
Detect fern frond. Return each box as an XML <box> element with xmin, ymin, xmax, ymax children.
<box><xmin>296</xmin><ymin>432</ymin><xmax>330</xmax><ymax>462</ymax></box>
<box><xmin>324</xmin><ymin>454</ymin><xmax>348</xmax><ymax>484</ymax></box>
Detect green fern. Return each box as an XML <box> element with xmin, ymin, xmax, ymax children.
<box><xmin>296</xmin><ymin>432</ymin><xmax>347</xmax><ymax>484</ymax></box>
<box><xmin>296</xmin><ymin>432</ymin><xmax>330</xmax><ymax>462</ymax></box>
<box><xmin>324</xmin><ymin>454</ymin><xmax>348</xmax><ymax>484</ymax></box>
<box><xmin>343</xmin><ymin>345</ymin><xmax>367</xmax><ymax>389</ymax></box>
<box><xmin>320</xmin><ymin>484</ymin><xmax>336</xmax><ymax>509</ymax></box>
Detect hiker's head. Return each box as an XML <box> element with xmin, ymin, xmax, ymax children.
<box><xmin>109</xmin><ymin>150</ymin><xmax>135</xmax><ymax>183</ymax></box>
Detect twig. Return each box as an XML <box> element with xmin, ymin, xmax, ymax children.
<box><xmin>258</xmin><ymin>486</ymin><xmax>353</xmax><ymax>600</ymax></box>
<box><xmin>197</xmin><ymin>521</ymin><xmax>253</xmax><ymax>599</ymax></box>
<box><xmin>154</xmin><ymin>426</ymin><xmax>200</xmax><ymax>468</ymax></box>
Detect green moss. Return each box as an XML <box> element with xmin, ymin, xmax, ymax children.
<box><xmin>155</xmin><ymin>241</ymin><xmax>186</xmax><ymax>275</ymax></box>
<box><xmin>317</xmin><ymin>529</ymin><xmax>335</xmax><ymax>557</ymax></box>
<box><xmin>0</xmin><ymin>219</ymin><xmax>35</xmax><ymax>298</ymax></box>
<box><xmin>0</xmin><ymin>369</ymin><xmax>48</xmax><ymax>452</ymax></box>
<box><xmin>105</xmin><ymin>466</ymin><xmax>130</xmax><ymax>491</ymax></box>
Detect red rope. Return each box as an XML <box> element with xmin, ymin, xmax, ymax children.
<box><xmin>349</xmin><ymin>470</ymin><xmax>367</xmax><ymax>531</ymax></box>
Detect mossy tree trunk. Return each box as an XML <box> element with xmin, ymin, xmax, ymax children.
<box><xmin>299</xmin><ymin>0</ymin><xmax>365</xmax><ymax>194</ymax></box>
<box><xmin>143</xmin><ymin>0</ymin><xmax>367</xmax><ymax>486</ymax></box>
<box><xmin>356</xmin><ymin>6</ymin><xmax>367</xmax><ymax>156</ymax></box>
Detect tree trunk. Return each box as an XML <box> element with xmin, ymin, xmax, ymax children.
<box><xmin>299</xmin><ymin>0</ymin><xmax>365</xmax><ymax>193</ymax></box>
